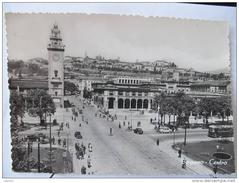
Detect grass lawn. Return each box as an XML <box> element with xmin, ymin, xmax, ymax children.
<box><xmin>180</xmin><ymin>140</ymin><xmax>235</xmax><ymax>174</ymax></box>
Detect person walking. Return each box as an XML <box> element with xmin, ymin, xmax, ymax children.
<box><xmin>87</xmin><ymin>155</ymin><xmax>92</xmax><ymax>168</ymax></box>
<box><xmin>58</xmin><ymin>138</ymin><xmax>61</xmax><ymax>145</ymax></box>
<box><xmin>178</xmin><ymin>148</ymin><xmax>182</xmax><ymax>158</ymax></box>
<box><xmin>110</xmin><ymin>128</ymin><xmax>113</xmax><ymax>136</ymax></box>
<box><xmin>156</xmin><ymin>139</ymin><xmax>159</xmax><ymax>146</ymax></box>
<box><xmin>63</xmin><ymin>139</ymin><xmax>66</xmax><ymax>148</ymax></box>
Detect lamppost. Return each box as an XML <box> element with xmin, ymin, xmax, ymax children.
<box><xmin>182</xmin><ymin>112</ymin><xmax>188</xmax><ymax>146</ymax></box>
<box><xmin>157</xmin><ymin>105</ymin><xmax>160</xmax><ymax>127</ymax></box>
<box><xmin>49</xmin><ymin>113</ymin><xmax>52</xmax><ymax>173</ymax></box>
<box><xmin>37</xmin><ymin>137</ymin><xmax>41</xmax><ymax>172</ymax></box>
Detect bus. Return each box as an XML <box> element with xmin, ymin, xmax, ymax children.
<box><xmin>208</xmin><ymin>125</ymin><xmax>233</xmax><ymax>138</ymax></box>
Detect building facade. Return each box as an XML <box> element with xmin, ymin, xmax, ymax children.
<box><xmin>47</xmin><ymin>24</ymin><xmax>65</xmax><ymax>107</ymax></box>
<box><xmin>92</xmin><ymin>77</ymin><xmax>230</xmax><ymax>110</ymax></box>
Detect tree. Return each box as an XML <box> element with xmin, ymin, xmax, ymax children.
<box><xmin>83</xmin><ymin>87</ymin><xmax>92</xmax><ymax>99</ymax></box>
<box><xmin>198</xmin><ymin>96</ymin><xmax>232</xmax><ymax>124</ymax></box>
<box><xmin>28</xmin><ymin>63</ymin><xmax>40</xmax><ymax>75</ymax></box>
<box><xmin>26</xmin><ymin>89</ymin><xmax>56</xmax><ymax>125</ymax></box>
<box><xmin>154</xmin><ymin>92</ymin><xmax>167</xmax><ymax>125</ymax></box>
<box><xmin>198</xmin><ymin>98</ymin><xmax>216</xmax><ymax>126</ymax></box>
<box><xmin>215</xmin><ymin>96</ymin><xmax>232</xmax><ymax>122</ymax></box>
<box><xmin>174</xmin><ymin>92</ymin><xmax>195</xmax><ymax>126</ymax></box>
<box><xmin>64</xmin><ymin>81</ymin><xmax>79</xmax><ymax>95</ymax></box>
<box><xmin>10</xmin><ymin>91</ymin><xmax>27</xmax><ymax>171</ymax></box>
<box><xmin>10</xmin><ymin>91</ymin><xmax>25</xmax><ymax>127</ymax></box>
<box><xmin>164</xmin><ymin>97</ymin><xmax>175</xmax><ymax>125</ymax></box>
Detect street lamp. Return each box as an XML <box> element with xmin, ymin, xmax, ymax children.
<box><xmin>157</xmin><ymin>105</ymin><xmax>160</xmax><ymax>127</ymax></box>
<box><xmin>49</xmin><ymin>113</ymin><xmax>53</xmax><ymax>173</ymax></box>
<box><xmin>182</xmin><ymin>112</ymin><xmax>188</xmax><ymax>146</ymax></box>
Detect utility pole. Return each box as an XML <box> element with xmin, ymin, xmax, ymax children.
<box><xmin>184</xmin><ymin>124</ymin><xmax>187</xmax><ymax>146</ymax></box>
<box><xmin>38</xmin><ymin>137</ymin><xmax>40</xmax><ymax>172</ymax></box>
<box><xmin>27</xmin><ymin>139</ymin><xmax>30</xmax><ymax>171</ymax></box>
<box><xmin>183</xmin><ymin>113</ymin><xmax>188</xmax><ymax>146</ymax></box>
<box><xmin>173</xmin><ymin>128</ymin><xmax>176</xmax><ymax>145</ymax></box>
<box><xmin>49</xmin><ymin>114</ymin><xmax>52</xmax><ymax>173</ymax></box>
<box><xmin>157</xmin><ymin>105</ymin><xmax>160</xmax><ymax>126</ymax></box>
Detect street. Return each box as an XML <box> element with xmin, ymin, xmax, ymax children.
<box><xmin>65</xmin><ymin>96</ymin><xmax>212</xmax><ymax>176</ymax></box>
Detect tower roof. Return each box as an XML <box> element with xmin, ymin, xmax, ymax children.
<box><xmin>50</xmin><ymin>23</ymin><xmax>62</xmax><ymax>40</ymax></box>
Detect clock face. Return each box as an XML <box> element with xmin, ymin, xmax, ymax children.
<box><xmin>52</xmin><ymin>53</ymin><xmax>60</xmax><ymax>62</ymax></box>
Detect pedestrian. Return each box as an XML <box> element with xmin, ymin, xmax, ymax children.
<box><xmin>57</xmin><ymin>131</ymin><xmax>60</xmax><ymax>137</ymax></box>
<box><xmin>75</xmin><ymin>143</ymin><xmax>79</xmax><ymax>151</ymax></box>
<box><xmin>81</xmin><ymin>165</ymin><xmax>86</xmax><ymax>174</ymax></box>
<box><xmin>178</xmin><ymin>148</ymin><xmax>182</xmax><ymax>158</ymax></box>
<box><xmin>213</xmin><ymin>165</ymin><xmax>218</xmax><ymax>175</ymax></box>
<box><xmin>79</xmin><ymin>123</ymin><xmax>81</xmax><ymax>127</ymax></box>
<box><xmin>58</xmin><ymin>138</ymin><xmax>61</xmax><ymax>145</ymax></box>
<box><xmin>119</xmin><ymin>122</ymin><xmax>121</xmax><ymax>129</ymax></box>
<box><xmin>110</xmin><ymin>128</ymin><xmax>113</xmax><ymax>136</ymax></box>
<box><xmin>123</xmin><ymin>121</ymin><xmax>125</xmax><ymax>126</ymax></box>
<box><xmin>83</xmin><ymin>145</ymin><xmax>86</xmax><ymax>155</ymax></box>
<box><xmin>182</xmin><ymin>158</ymin><xmax>186</xmax><ymax>169</ymax></box>
<box><xmin>87</xmin><ymin>155</ymin><xmax>92</xmax><ymax>168</ymax></box>
<box><xmin>63</xmin><ymin>139</ymin><xmax>66</xmax><ymax>147</ymax></box>
<box><xmin>156</xmin><ymin>139</ymin><xmax>159</xmax><ymax>146</ymax></box>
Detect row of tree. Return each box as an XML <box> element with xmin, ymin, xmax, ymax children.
<box><xmin>153</xmin><ymin>91</ymin><xmax>232</xmax><ymax>127</ymax></box>
<box><xmin>10</xmin><ymin>89</ymin><xmax>56</xmax><ymax>127</ymax></box>
<box><xmin>10</xmin><ymin>89</ymin><xmax>56</xmax><ymax>171</ymax></box>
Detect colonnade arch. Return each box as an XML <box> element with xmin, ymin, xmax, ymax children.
<box><xmin>106</xmin><ymin>97</ymin><xmax>151</xmax><ymax>110</ymax></box>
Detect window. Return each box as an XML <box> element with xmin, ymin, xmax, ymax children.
<box><xmin>118</xmin><ymin>91</ymin><xmax>123</xmax><ymax>96</ymax></box>
<box><xmin>119</xmin><ymin>79</ymin><xmax>121</xmax><ymax>83</ymax></box>
<box><xmin>55</xmin><ymin>91</ymin><xmax>58</xmax><ymax>96</ymax></box>
<box><xmin>132</xmin><ymin>92</ymin><xmax>136</xmax><ymax>96</ymax></box>
<box><xmin>54</xmin><ymin>70</ymin><xmax>58</xmax><ymax>77</ymax></box>
<box><xmin>109</xmin><ymin>92</ymin><xmax>114</xmax><ymax>96</ymax></box>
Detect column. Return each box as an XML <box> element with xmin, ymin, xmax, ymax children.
<box><xmin>114</xmin><ymin>97</ymin><xmax>118</xmax><ymax>109</ymax></box>
<box><xmin>103</xmin><ymin>96</ymin><xmax>108</xmax><ymax>109</ymax></box>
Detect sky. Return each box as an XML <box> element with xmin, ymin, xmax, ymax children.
<box><xmin>6</xmin><ymin>13</ymin><xmax>230</xmax><ymax>72</ymax></box>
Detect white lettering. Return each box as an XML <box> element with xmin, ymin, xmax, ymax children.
<box><xmin>209</xmin><ymin>159</ymin><xmax>227</xmax><ymax>166</ymax></box>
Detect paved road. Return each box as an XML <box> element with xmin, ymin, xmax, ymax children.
<box><xmin>66</xmin><ymin>96</ymin><xmax>210</xmax><ymax>176</ymax></box>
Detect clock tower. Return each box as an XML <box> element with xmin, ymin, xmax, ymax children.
<box><xmin>48</xmin><ymin>24</ymin><xmax>65</xmax><ymax>107</ymax></box>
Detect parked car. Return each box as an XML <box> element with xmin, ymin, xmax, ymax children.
<box><xmin>74</xmin><ymin>131</ymin><xmax>82</xmax><ymax>139</ymax></box>
<box><xmin>133</xmin><ymin>128</ymin><xmax>143</xmax><ymax>134</ymax></box>
<box><xmin>159</xmin><ymin>127</ymin><xmax>172</xmax><ymax>134</ymax></box>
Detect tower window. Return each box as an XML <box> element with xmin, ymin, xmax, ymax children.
<box><xmin>54</xmin><ymin>70</ymin><xmax>58</xmax><ymax>77</ymax></box>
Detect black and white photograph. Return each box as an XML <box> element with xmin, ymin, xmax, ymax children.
<box><xmin>2</xmin><ymin>2</ymin><xmax>237</xmax><ymax>180</ymax></box>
